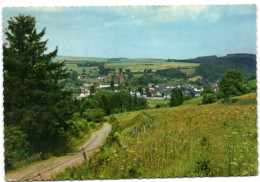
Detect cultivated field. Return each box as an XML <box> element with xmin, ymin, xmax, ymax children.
<box><xmin>180</xmin><ymin>68</ymin><xmax>196</xmax><ymax>76</ymax></box>
<box><xmin>54</xmin><ymin>56</ymin><xmax>108</xmax><ymax>62</ymax></box>
<box><xmin>104</xmin><ymin>62</ymin><xmax>199</xmax><ymax>73</ymax></box>
<box><xmin>53</xmin><ymin>57</ymin><xmax>199</xmax><ymax>75</ymax></box>
<box><xmin>188</xmin><ymin>75</ymin><xmax>203</xmax><ymax>82</ymax></box>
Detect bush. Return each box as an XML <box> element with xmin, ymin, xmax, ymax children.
<box><xmin>83</xmin><ymin>108</ymin><xmax>105</xmax><ymax>123</ymax></box>
<box><xmin>4</xmin><ymin>126</ymin><xmax>31</xmax><ymax>170</ymax></box>
<box><xmin>155</xmin><ymin>103</ymin><xmax>168</xmax><ymax>108</ymax></box>
<box><xmin>202</xmin><ymin>93</ymin><xmax>217</xmax><ymax>104</ymax></box>
<box><xmin>184</xmin><ymin>95</ymin><xmax>193</xmax><ymax>101</ymax></box>
<box><xmin>247</xmin><ymin>79</ymin><xmax>256</xmax><ymax>91</ymax></box>
<box><xmin>216</xmin><ymin>91</ymin><xmax>225</xmax><ymax>99</ymax></box>
<box><xmin>66</xmin><ymin>118</ymin><xmax>89</xmax><ymax>138</ymax></box>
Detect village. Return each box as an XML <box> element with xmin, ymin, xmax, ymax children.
<box><xmin>76</xmin><ymin>73</ymin><xmax>219</xmax><ymax>100</ymax></box>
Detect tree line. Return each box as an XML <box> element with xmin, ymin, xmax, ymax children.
<box><xmin>79</xmin><ymin>90</ymin><xmax>147</xmax><ymax>119</ymax></box>
<box><xmin>77</xmin><ymin>62</ymin><xmax>105</xmax><ymax>67</ymax></box>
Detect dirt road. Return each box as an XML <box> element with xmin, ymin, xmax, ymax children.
<box><xmin>6</xmin><ymin>123</ymin><xmax>112</xmax><ymax>181</ymax></box>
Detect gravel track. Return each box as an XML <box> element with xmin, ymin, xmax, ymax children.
<box><xmin>5</xmin><ymin>123</ymin><xmax>112</xmax><ymax>181</ymax></box>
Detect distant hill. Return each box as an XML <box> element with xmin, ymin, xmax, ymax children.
<box><xmin>167</xmin><ymin>53</ymin><xmax>256</xmax><ymax>70</ymax></box>
<box><xmin>195</xmin><ymin>60</ymin><xmax>255</xmax><ymax>82</ymax></box>
<box><xmin>108</xmin><ymin>58</ymin><xmax>129</xmax><ymax>62</ymax></box>
<box><xmin>168</xmin><ymin>54</ymin><xmax>256</xmax><ymax>82</ymax></box>
<box><xmin>219</xmin><ymin>54</ymin><xmax>256</xmax><ymax>70</ymax></box>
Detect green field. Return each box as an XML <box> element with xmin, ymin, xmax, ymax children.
<box><xmin>56</xmin><ymin>92</ymin><xmax>257</xmax><ymax>179</ymax></box>
<box><xmin>53</xmin><ymin>56</ymin><xmax>199</xmax><ymax>75</ymax></box>
<box><xmin>146</xmin><ymin>99</ymin><xmax>169</xmax><ymax>108</ymax></box>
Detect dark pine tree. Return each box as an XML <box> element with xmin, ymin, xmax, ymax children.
<box><xmin>3</xmin><ymin>15</ymin><xmax>74</xmax><ymax>157</ymax></box>
<box><xmin>90</xmin><ymin>85</ymin><xmax>96</xmax><ymax>95</ymax></box>
<box><xmin>170</xmin><ymin>89</ymin><xmax>184</xmax><ymax>107</ymax></box>
<box><xmin>111</xmin><ymin>79</ymin><xmax>115</xmax><ymax>91</ymax></box>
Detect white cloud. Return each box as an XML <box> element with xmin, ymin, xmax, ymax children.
<box><xmin>148</xmin><ymin>6</ymin><xmax>221</xmax><ymax>23</ymax></box>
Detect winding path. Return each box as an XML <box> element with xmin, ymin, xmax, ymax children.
<box><xmin>6</xmin><ymin>123</ymin><xmax>112</xmax><ymax>181</ymax></box>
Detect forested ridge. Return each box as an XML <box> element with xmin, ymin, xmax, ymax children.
<box><xmin>167</xmin><ymin>54</ymin><xmax>256</xmax><ymax>82</ymax></box>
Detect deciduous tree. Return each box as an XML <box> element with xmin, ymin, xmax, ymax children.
<box><xmin>219</xmin><ymin>70</ymin><xmax>246</xmax><ymax>99</ymax></box>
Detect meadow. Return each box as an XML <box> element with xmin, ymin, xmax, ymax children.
<box><xmin>146</xmin><ymin>99</ymin><xmax>169</xmax><ymax>108</ymax></box>
<box><xmin>55</xmin><ymin>92</ymin><xmax>257</xmax><ymax>179</ymax></box>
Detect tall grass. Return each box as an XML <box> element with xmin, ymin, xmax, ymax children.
<box><xmin>56</xmin><ymin>92</ymin><xmax>257</xmax><ymax>179</ymax></box>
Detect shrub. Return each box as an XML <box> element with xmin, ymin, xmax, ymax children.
<box><xmin>184</xmin><ymin>95</ymin><xmax>193</xmax><ymax>101</ymax></box>
<box><xmin>247</xmin><ymin>79</ymin><xmax>256</xmax><ymax>91</ymax></box>
<box><xmin>83</xmin><ymin>108</ymin><xmax>105</xmax><ymax>122</ymax></box>
<box><xmin>216</xmin><ymin>91</ymin><xmax>225</xmax><ymax>99</ymax></box>
<box><xmin>4</xmin><ymin>126</ymin><xmax>31</xmax><ymax>170</ymax></box>
<box><xmin>202</xmin><ymin>93</ymin><xmax>217</xmax><ymax>104</ymax></box>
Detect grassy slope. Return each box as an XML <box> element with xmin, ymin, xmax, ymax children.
<box><xmin>56</xmin><ymin>92</ymin><xmax>257</xmax><ymax>179</ymax></box>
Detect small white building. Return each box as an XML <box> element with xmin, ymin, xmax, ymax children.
<box><xmin>99</xmin><ymin>83</ymin><xmax>111</xmax><ymax>88</ymax></box>
<box><xmin>194</xmin><ymin>88</ymin><xmax>203</xmax><ymax>92</ymax></box>
<box><xmin>130</xmin><ymin>91</ymin><xmax>141</xmax><ymax>97</ymax></box>
<box><xmin>96</xmin><ymin>76</ymin><xmax>103</xmax><ymax>81</ymax></box>
<box><xmin>99</xmin><ymin>83</ymin><xmax>119</xmax><ymax>88</ymax></box>
<box><xmin>76</xmin><ymin>93</ymin><xmax>88</xmax><ymax>100</ymax></box>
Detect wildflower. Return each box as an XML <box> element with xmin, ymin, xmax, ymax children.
<box><xmin>172</xmin><ymin>140</ymin><xmax>176</xmax><ymax>145</ymax></box>
<box><xmin>232</xmin><ymin>132</ymin><xmax>239</xmax><ymax>135</ymax></box>
<box><xmin>230</xmin><ymin>162</ymin><xmax>238</xmax><ymax>166</ymax></box>
<box><xmin>129</xmin><ymin>150</ymin><xmax>134</xmax><ymax>153</ymax></box>
<box><xmin>165</xmin><ymin>140</ymin><xmax>168</xmax><ymax>145</ymax></box>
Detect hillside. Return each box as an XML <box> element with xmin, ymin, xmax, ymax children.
<box><xmin>168</xmin><ymin>53</ymin><xmax>256</xmax><ymax>82</ymax></box>
<box><xmin>195</xmin><ymin>60</ymin><xmax>255</xmax><ymax>82</ymax></box>
<box><xmin>168</xmin><ymin>53</ymin><xmax>256</xmax><ymax>69</ymax></box>
<box><xmin>55</xmin><ymin>92</ymin><xmax>257</xmax><ymax>179</ymax></box>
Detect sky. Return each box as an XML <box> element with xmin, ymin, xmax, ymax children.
<box><xmin>2</xmin><ymin>5</ymin><xmax>256</xmax><ymax>59</ymax></box>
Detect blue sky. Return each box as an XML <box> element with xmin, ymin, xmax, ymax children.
<box><xmin>2</xmin><ymin>5</ymin><xmax>256</xmax><ymax>59</ymax></box>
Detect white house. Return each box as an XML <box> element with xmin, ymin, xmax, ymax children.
<box><xmin>99</xmin><ymin>83</ymin><xmax>119</xmax><ymax>88</ymax></box>
<box><xmin>130</xmin><ymin>91</ymin><xmax>141</xmax><ymax>97</ymax></box>
<box><xmin>99</xmin><ymin>83</ymin><xmax>111</xmax><ymax>88</ymax></box>
<box><xmin>76</xmin><ymin>93</ymin><xmax>88</xmax><ymax>100</ymax></box>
